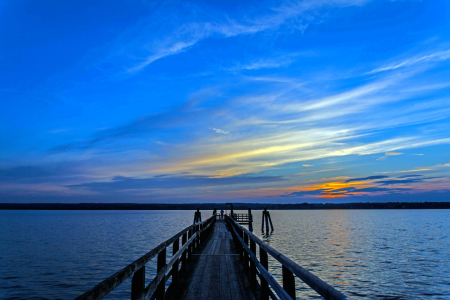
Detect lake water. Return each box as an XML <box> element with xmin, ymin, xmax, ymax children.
<box><xmin>0</xmin><ymin>210</ymin><xmax>449</xmax><ymax>299</ymax></box>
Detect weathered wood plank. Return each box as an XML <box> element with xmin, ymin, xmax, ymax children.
<box><xmin>169</xmin><ymin>221</ymin><xmax>256</xmax><ymax>300</ymax></box>
<box><xmin>226</xmin><ymin>255</ymin><xmax>244</xmax><ymax>300</ymax></box>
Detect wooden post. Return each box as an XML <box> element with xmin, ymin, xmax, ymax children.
<box><xmin>248</xmin><ymin>207</ymin><xmax>253</xmax><ymax>232</ymax></box>
<box><xmin>181</xmin><ymin>232</ymin><xmax>187</xmax><ymax>270</ymax></box>
<box><xmin>230</xmin><ymin>204</ymin><xmax>234</xmax><ymax>217</ymax></box>
<box><xmin>193</xmin><ymin>226</ymin><xmax>197</xmax><ymax>250</ymax></box>
<box><xmin>233</xmin><ymin>225</ymin><xmax>240</xmax><ymax>253</ymax></box>
<box><xmin>261</xmin><ymin>210</ymin><xmax>265</xmax><ymax>232</ymax></box>
<box><xmin>265</xmin><ymin>211</ymin><xmax>269</xmax><ymax>235</ymax></box>
<box><xmin>239</xmin><ymin>228</ymin><xmax>244</xmax><ymax>261</ymax></box>
<box><xmin>156</xmin><ymin>248</ymin><xmax>166</xmax><ymax>300</ymax></box>
<box><xmin>260</xmin><ymin>248</ymin><xmax>269</xmax><ymax>300</ymax></box>
<box><xmin>196</xmin><ymin>224</ymin><xmax>200</xmax><ymax>248</ymax></box>
<box><xmin>249</xmin><ymin>239</ymin><xmax>257</xmax><ymax>289</ymax></box>
<box><xmin>131</xmin><ymin>266</ymin><xmax>145</xmax><ymax>300</ymax></box>
<box><xmin>282</xmin><ymin>265</ymin><xmax>295</xmax><ymax>300</ymax></box>
<box><xmin>188</xmin><ymin>229</ymin><xmax>192</xmax><ymax>259</ymax></box>
<box><xmin>193</xmin><ymin>208</ymin><xmax>202</xmax><ymax>224</ymax></box>
<box><xmin>200</xmin><ymin>223</ymin><xmax>203</xmax><ymax>244</ymax></box>
<box><xmin>172</xmin><ymin>238</ymin><xmax>179</xmax><ymax>288</ymax></box>
<box><xmin>243</xmin><ymin>232</ymin><xmax>249</xmax><ymax>273</ymax></box>
<box><xmin>268</xmin><ymin>211</ymin><xmax>274</xmax><ymax>232</ymax></box>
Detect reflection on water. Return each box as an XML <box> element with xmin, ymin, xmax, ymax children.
<box><xmin>261</xmin><ymin>234</ymin><xmax>272</xmax><ymax>243</ymax></box>
<box><xmin>1</xmin><ymin>209</ymin><xmax>449</xmax><ymax>299</ymax></box>
<box><xmin>0</xmin><ymin>210</ymin><xmax>195</xmax><ymax>300</ymax></box>
<box><xmin>250</xmin><ymin>210</ymin><xmax>450</xmax><ymax>299</ymax></box>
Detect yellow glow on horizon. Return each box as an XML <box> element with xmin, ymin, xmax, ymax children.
<box><xmin>321</xmin><ymin>194</ymin><xmax>346</xmax><ymax>198</ymax></box>
<box><xmin>186</xmin><ymin>143</ymin><xmax>310</xmax><ymax>166</ymax></box>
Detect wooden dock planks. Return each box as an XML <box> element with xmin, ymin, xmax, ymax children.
<box><xmin>170</xmin><ymin>220</ymin><xmax>256</xmax><ymax>300</ymax></box>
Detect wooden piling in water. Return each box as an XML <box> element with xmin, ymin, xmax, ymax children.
<box><xmin>193</xmin><ymin>208</ymin><xmax>202</xmax><ymax>224</ymax></box>
<box><xmin>261</xmin><ymin>207</ymin><xmax>274</xmax><ymax>234</ymax></box>
<box><xmin>248</xmin><ymin>207</ymin><xmax>253</xmax><ymax>232</ymax></box>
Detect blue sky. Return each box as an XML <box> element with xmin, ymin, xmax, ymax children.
<box><xmin>1</xmin><ymin>0</ymin><xmax>450</xmax><ymax>203</ymax></box>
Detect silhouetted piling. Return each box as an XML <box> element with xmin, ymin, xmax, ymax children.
<box><xmin>193</xmin><ymin>208</ymin><xmax>202</xmax><ymax>224</ymax></box>
<box><xmin>247</xmin><ymin>208</ymin><xmax>253</xmax><ymax>232</ymax></box>
<box><xmin>261</xmin><ymin>207</ymin><xmax>274</xmax><ymax>234</ymax></box>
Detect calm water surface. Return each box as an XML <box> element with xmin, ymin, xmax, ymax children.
<box><xmin>1</xmin><ymin>210</ymin><xmax>449</xmax><ymax>299</ymax></box>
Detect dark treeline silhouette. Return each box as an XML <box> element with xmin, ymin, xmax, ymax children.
<box><xmin>1</xmin><ymin>202</ymin><xmax>450</xmax><ymax>210</ymax></box>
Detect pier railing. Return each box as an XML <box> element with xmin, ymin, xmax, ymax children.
<box><xmin>76</xmin><ymin>215</ymin><xmax>216</xmax><ymax>300</ymax></box>
<box><xmin>231</xmin><ymin>213</ymin><xmax>252</xmax><ymax>222</ymax></box>
<box><xmin>225</xmin><ymin>215</ymin><xmax>350</xmax><ymax>300</ymax></box>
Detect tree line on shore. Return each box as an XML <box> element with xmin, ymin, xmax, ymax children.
<box><xmin>1</xmin><ymin>202</ymin><xmax>449</xmax><ymax>210</ymax></box>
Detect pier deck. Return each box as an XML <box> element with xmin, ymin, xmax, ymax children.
<box><xmin>76</xmin><ymin>212</ymin><xmax>350</xmax><ymax>300</ymax></box>
<box><xmin>169</xmin><ymin>220</ymin><xmax>256</xmax><ymax>300</ymax></box>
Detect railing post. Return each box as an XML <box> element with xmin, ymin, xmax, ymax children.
<box><xmin>195</xmin><ymin>224</ymin><xmax>199</xmax><ymax>248</ymax></box>
<box><xmin>260</xmin><ymin>248</ymin><xmax>269</xmax><ymax>300</ymax></box>
<box><xmin>172</xmin><ymin>238</ymin><xmax>179</xmax><ymax>288</ymax></box>
<box><xmin>249</xmin><ymin>239</ymin><xmax>257</xmax><ymax>289</ymax></box>
<box><xmin>200</xmin><ymin>223</ymin><xmax>203</xmax><ymax>244</ymax></box>
<box><xmin>131</xmin><ymin>266</ymin><xmax>145</xmax><ymax>300</ymax></box>
<box><xmin>239</xmin><ymin>228</ymin><xmax>244</xmax><ymax>261</ymax></box>
<box><xmin>188</xmin><ymin>229</ymin><xmax>192</xmax><ymax>258</ymax></box>
<box><xmin>181</xmin><ymin>232</ymin><xmax>187</xmax><ymax>270</ymax></box>
<box><xmin>282</xmin><ymin>265</ymin><xmax>295</xmax><ymax>300</ymax></box>
<box><xmin>193</xmin><ymin>226</ymin><xmax>197</xmax><ymax>251</ymax></box>
<box><xmin>243</xmin><ymin>232</ymin><xmax>249</xmax><ymax>273</ymax></box>
<box><xmin>156</xmin><ymin>247</ymin><xmax>166</xmax><ymax>300</ymax></box>
<box><xmin>248</xmin><ymin>208</ymin><xmax>253</xmax><ymax>232</ymax></box>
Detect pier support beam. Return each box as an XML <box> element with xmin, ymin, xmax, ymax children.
<box><xmin>260</xmin><ymin>248</ymin><xmax>269</xmax><ymax>300</ymax></box>
<box><xmin>172</xmin><ymin>238</ymin><xmax>179</xmax><ymax>288</ymax></box>
<box><xmin>249</xmin><ymin>239</ymin><xmax>257</xmax><ymax>289</ymax></box>
<box><xmin>282</xmin><ymin>266</ymin><xmax>295</xmax><ymax>300</ymax></box>
<box><xmin>243</xmin><ymin>232</ymin><xmax>249</xmax><ymax>273</ymax></box>
<box><xmin>131</xmin><ymin>266</ymin><xmax>145</xmax><ymax>300</ymax></box>
<box><xmin>181</xmin><ymin>232</ymin><xmax>187</xmax><ymax>271</ymax></box>
<box><xmin>156</xmin><ymin>248</ymin><xmax>166</xmax><ymax>300</ymax></box>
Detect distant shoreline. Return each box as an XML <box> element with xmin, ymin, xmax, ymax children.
<box><xmin>1</xmin><ymin>202</ymin><xmax>449</xmax><ymax>210</ymax></box>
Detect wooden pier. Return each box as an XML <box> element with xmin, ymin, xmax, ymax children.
<box><xmin>168</xmin><ymin>220</ymin><xmax>255</xmax><ymax>300</ymax></box>
<box><xmin>76</xmin><ymin>210</ymin><xmax>350</xmax><ymax>300</ymax></box>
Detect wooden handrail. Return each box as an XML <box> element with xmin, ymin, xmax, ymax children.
<box><xmin>225</xmin><ymin>216</ymin><xmax>351</xmax><ymax>300</ymax></box>
<box><xmin>76</xmin><ymin>216</ymin><xmax>216</xmax><ymax>300</ymax></box>
<box><xmin>227</xmin><ymin>219</ymin><xmax>292</xmax><ymax>300</ymax></box>
<box><xmin>231</xmin><ymin>213</ymin><xmax>252</xmax><ymax>221</ymax></box>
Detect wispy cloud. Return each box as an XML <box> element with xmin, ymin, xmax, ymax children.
<box><xmin>52</xmin><ymin>95</ymin><xmax>209</xmax><ymax>152</ymax></box>
<box><xmin>369</xmin><ymin>49</ymin><xmax>450</xmax><ymax>74</ymax></box>
<box><xmin>398</xmin><ymin>174</ymin><xmax>424</xmax><ymax>178</ymax></box>
<box><xmin>226</xmin><ymin>55</ymin><xmax>301</xmax><ymax>71</ymax></box>
<box><xmin>127</xmin><ymin>40</ymin><xmax>199</xmax><ymax>73</ymax></box>
<box><xmin>385</xmin><ymin>152</ymin><xmax>403</xmax><ymax>156</ymax></box>
<box><xmin>376</xmin><ymin>178</ymin><xmax>424</xmax><ymax>186</ymax></box>
<box><xmin>281</xmin><ymin>172</ymin><xmax>448</xmax><ymax>199</ymax></box>
<box><xmin>69</xmin><ymin>174</ymin><xmax>285</xmax><ymax>191</ymax></box>
<box><xmin>345</xmin><ymin>175</ymin><xmax>389</xmax><ymax>183</ymax></box>
<box><xmin>53</xmin><ymin>45</ymin><xmax>450</xmax><ymax>180</ymax></box>
<box><xmin>210</xmin><ymin>128</ymin><xmax>230</xmax><ymax>134</ymax></box>
<box><xmin>377</xmin><ymin>151</ymin><xmax>403</xmax><ymax>160</ymax></box>
<box><xmin>98</xmin><ymin>0</ymin><xmax>375</xmax><ymax>75</ymax></box>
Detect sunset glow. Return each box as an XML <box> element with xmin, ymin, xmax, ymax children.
<box><xmin>1</xmin><ymin>0</ymin><xmax>450</xmax><ymax>203</ymax></box>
